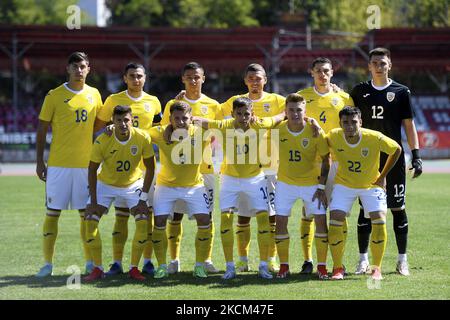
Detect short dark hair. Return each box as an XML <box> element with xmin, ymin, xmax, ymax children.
<box><xmin>170</xmin><ymin>101</ymin><xmax>192</xmax><ymax>115</ymax></box>
<box><xmin>113</xmin><ymin>105</ymin><xmax>132</xmax><ymax>117</ymax></box>
<box><xmin>339</xmin><ymin>106</ymin><xmax>361</xmax><ymax>119</ymax></box>
<box><xmin>68</xmin><ymin>52</ymin><xmax>89</xmax><ymax>65</ymax></box>
<box><xmin>244</xmin><ymin>63</ymin><xmax>266</xmax><ymax>77</ymax></box>
<box><xmin>182</xmin><ymin>62</ymin><xmax>204</xmax><ymax>75</ymax></box>
<box><xmin>232</xmin><ymin>97</ymin><xmax>253</xmax><ymax>111</ymax></box>
<box><xmin>124</xmin><ymin>62</ymin><xmax>145</xmax><ymax>75</ymax></box>
<box><xmin>286</xmin><ymin>93</ymin><xmax>305</xmax><ymax>104</ymax></box>
<box><xmin>369</xmin><ymin>47</ymin><xmax>391</xmax><ymax>60</ymax></box>
<box><xmin>311</xmin><ymin>57</ymin><xmax>332</xmax><ymax>69</ymax></box>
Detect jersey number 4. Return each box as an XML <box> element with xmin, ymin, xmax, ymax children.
<box><xmin>319</xmin><ymin>111</ymin><xmax>326</xmax><ymax>123</ymax></box>
<box><xmin>371</xmin><ymin>105</ymin><xmax>384</xmax><ymax>119</ymax></box>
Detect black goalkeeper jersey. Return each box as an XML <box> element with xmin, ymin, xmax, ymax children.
<box><xmin>350</xmin><ymin>80</ymin><xmax>414</xmax><ymax>145</ymax></box>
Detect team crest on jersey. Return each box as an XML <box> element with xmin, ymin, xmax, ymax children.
<box><xmin>87</xmin><ymin>95</ymin><xmax>93</xmax><ymax>104</ymax></box>
<box><xmin>130</xmin><ymin>145</ymin><xmax>138</xmax><ymax>156</ymax></box>
<box><xmin>361</xmin><ymin>148</ymin><xmax>369</xmax><ymax>157</ymax></box>
<box><xmin>386</xmin><ymin>92</ymin><xmax>395</xmax><ymax>102</ymax></box>
<box><xmin>302</xmin><ymin>138</ymin><xmax>309</xmax><ymax>148</ymax></box>
<box><xmin>263</xmin><ymin>103</ymin><xmax>271</xmax><ymax>112</ymax></box>
<box><xmin>331</xmin><ymin>97</ymin><xmax>340</xmax><ymax>107</ymax></box>
<box><xmin>201</xmin><ymin>105</ymin><xmax>208</xmax><ymax>115</ymax></box>
<box><xmin>144</xmin><ymin>103</ymin><xmax>151</xmax><ymax>112</ymax></box>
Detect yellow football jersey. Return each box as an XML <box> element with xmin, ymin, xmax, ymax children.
<box><xmin>91</xmin><ymin>127</ymin><xmax>154</xmax><ymax>187</ymax></box>
<box><xmin>297</xmin><ymin>87</ymin><xmax>354</xmax><ymax>134</ymax></box>
<box><xmin>277</xmin><ymin>121</ymin><xmax>329</xmax><ymax>186</ymax></box>
<box><xmin>161</xmin><ymin>94</ymin><xmax>222</xmax><ymax>174</ymax></box>
<box><xmin>39</xmin><ymin>83</ymin><xmax>103</xmax><ymax>168</ymax></box>
<box><xmin>221</xmin><ymin>92</ymin><xmax>285</xmax><ymax>118</ymax></box>
<box><xmin>327</xmin><ymin>128</ymin><xmax>400</xmax><ymax>189</ymax></box>
<box><xmin>149</xmin><ymin>125</ymin><xmax>207</xmax><ymax>187</ymax></box>
<box><xmin>97</xmin><ymin>90</ymin><xmax>162</xmax><ymax>132</ymax></box>
<box><xmin>208</xmin><ymin>117</ymin><xmax>276</xmax><ymax>178</ymax></box>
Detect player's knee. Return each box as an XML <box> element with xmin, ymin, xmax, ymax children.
<box><xmin>238</xmin><ymin>215</ymin><xmax>251</xmax><ymax>225</ymax></box>
<box><xmin>154</xmin><ymin>215</ymin><xmax>168</xmax><ymax>228</ymax></box>
<box><xmin>172</xmin><ymin>212</ymin><xmax>184</xmax><ymax>221</ymax></box>
<box><xmin>195</xmin><ymin>213</ymin><xmax>210</xmax><ymax>227</ymax></box>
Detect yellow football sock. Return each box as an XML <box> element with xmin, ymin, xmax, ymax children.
<box><xmin>315</xmin><ymin>233</ymin><xmax>328</xmax><ymax>265</ymax></box>
<box><xmin>206</xmin><ymin>218</ymin><xmax>215</xmax><ymax>262</ymax></box>
<box><xmin>370</xmin><ymin>219</ymin><xmax>387</xmax><ymax>268</ymax></box>
<box><xmin>130</xmin><ymin>216</ymin><xmax>148</xmax><ymax>267</ymax></box>
<box><xmin>220</xmin><ymin>211</ymin><xmax>234</xmax><ymax>263</ymax></box>
<box><xmin>196</xmin><ymin>225</ymin><xmax>213</xmax><ymax>263</ymax></box>
<box><xmin>79</xmin><ymin>212</ymin><xmax>92</xmax><ymax>262</ymax></box>
<box><xmin>269</xmin><ymin>221</ymin><xmax>277</xmax><ymax>259</ymax></box>
<box><xmin>301</xmin><ymin>218</ymin><xmax>314</xmax><ymax>262</ymax></box>
<box><xmin>328</xmin><ymin>221</ymin><xmax>344</xmax><ymax>268</ymax></box>
<box><xmin>112</xmin><ymin>214</ymin><xmax>129</xmax><ymax>262</ymax></box>
<box><xmin>275</xmin><ymin>234</ymin><xmax>290</xmax><ymax>264</ymax></box>
<box><xmin>42</xmin><ymin>213</ymin><xmax>59</xmax><ymax>264</ymax></box>
<box><xmin>256</xmin><ymin>211</ymin><xmax>270</xmax><ymax>262</ymax></box>
<box><xmin>167</xmin><ymin>220</ymin><xmax>182</xmax><ymax>261</ymax></box>
<box><xmin>236</xmin><ymin>223</ymin><xmax>250</xmax><ymax>258</ymax></box>
<box><xmin>143</xmin><ymin>210</ymin><xmax>154</xmax><ymax>260</ymax></box>
<box><xmin>152</xmin><ymin>226</ymin><xmax>167</xmax><ymax>266</ymax></box>
<box><xmin>85</xmin><ymin>217</ymin><xmax>102</xmax><ymax>267</ymax></box>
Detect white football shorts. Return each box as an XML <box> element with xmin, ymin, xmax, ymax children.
<box><xmin>45</xmin><ymin>167</ymin><xmax>88</xmax><ymax>210</ymax></box>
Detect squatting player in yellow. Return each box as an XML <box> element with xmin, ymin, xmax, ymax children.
<box><xmin>95</xmin><ymin>62</ymin><xmax>162</xmax><ymax>277</ymax></box>
<box><xmin>297</xmin><ymin>57</ymin><xmax>354</xmax><ymax>275</ymax></box>
<box><xmin>194</xmin><ymin>97</ymin><xmax>285</xmax><ymax>280</ymax></box>
<box><xmin>149</xmin><ymin>101</ymin><xmax>213</xmax><ymax>279</ymax></box>
<box><xmin>326</xmin><ymin>106</ymin><xmax>401</xmax><ymax>281</ymax></box>
<box><xmin>35</xmin><ymin>52</ymin><xmax>103</xmax><ymax>277</ymax></box>
<box><xmin>160</xmin><ymin>62</ymin><xmax>222</xmax><ymax>275</ymax></box>
<box><xmin>274</xmin><ymin>93</ymin><xmax>331</xmax><ymax>280</ymax></box>
<box><xmin>220</xmin><ymin>63</ymin><xmax>286</xmax><ymax>274</ymax></box>
<box><xmin>83</xmin><ymin>105</ymin><xmax>155</xmax><ymax>282</ymax></box>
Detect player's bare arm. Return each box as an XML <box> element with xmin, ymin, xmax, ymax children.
<box><xmin>312</xmin><ymin>152</ymin><xmax>331</xmax><ymax>209</ymax></box>
<box><xmin>86</xmin><ymin>161</ymin><xmax>104</xmax><ymax>216</ymax></box>
<box><xmin>403</xmin><ymin>118</ymin><xmax>423</xmax><ymax>178</ymax></box>
<box><xmin>305</xmin><ymin>116</ymin><xmax>322</xmax><ymax>137</ymax></box>
<box><xmin>374</xmin><ymin>145</ymin><xmax>402</xmax><ymax>189</ymax></box>
<box><xmin>133</xmin><ymin>155</ymin><xmax>156</xmax><ymax>215</ymax></box>
<box><xmin>192</xmin><ymin>116</ymin><xmax>211</xmax><ymax>129</ymax></box>
<box><xmin>36</xmin><ymin>119</ymin><xmax>50</xmax><ymax>181</ymax></box>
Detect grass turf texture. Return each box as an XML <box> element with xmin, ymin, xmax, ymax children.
<box><xmin>0</xmin><ymin>174</ymin><xmax>449</xmax><ymax>300</ymax></box>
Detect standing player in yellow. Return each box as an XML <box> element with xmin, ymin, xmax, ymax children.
<box><xmin>160</xmin><ymin>62</ymin><xmax>221</xmax><ymax>275</ymax></box>
<box><xmin>83</xmin><ymin>105</ymin><xmax>155</xmax><ymax>281</ymax></box>
<box><xmin>149</xmin><ymin>102</ymin><xmax>213</xmax><ymax>279</ymax></box>
<box><xmin>296</xmin><ymin>57</ymin><xmax>354</xmax><ymax>275</ymax></box>
<box><xmin>274</xmin><ymin>93</ymin><xmax>331</xmax><ymax>280</ymax></box>
<box><xmin>95</xmin><ymin>62</ymin><xmax>162</xmax><ymax>277</ymax></box>
<box><xmin>220</xmin><ymin>63</ymin><xmax>285</xmax><ymax>273</ymax></box>
<box><xmin>35</xmin><ymin>52</ymin><xmax>103</xmax><ymax>277</ymax></box>
<box><xmin>194</xmin><ymin>97</ymin><xmax>286</xmax><ymax>280</ymax></box>
<box><xmin>326</xmin><ymin>106</ymin><xmax>401</xmax><ymax>280</ymax></box>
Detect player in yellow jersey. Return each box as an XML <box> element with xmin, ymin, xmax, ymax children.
<box><xmin>193</xmin><ymin>97</ymin><xmax>286</xmax><ymax>280</ymax></box>
<box><xmin>95</xmin><ymin>62</ymin><xmax>162</xmax><ymax>277</ymax></box>
<box><xmin>220</xmin><ymin>63</ymin><xmax>285</xmax><ymax>274</ymax></box>
<box><xmin>296</xmin><ymin>57</ymin><xmax>354</xmax><ymax>275</ymax></box>
<box><xmin>83</xmin><ymin>105</ymin><xmax>155</xmax><ymax>281</ymax></box>
<box><xmin>160</xmin><ymin>62</ymin><xmax>222</xmax><ymax>275</ymax></box>
<box><xmin>149</xmin><ymin>102</ymin><xmax>213</xmax><ymax>279</ymax></box>
<box><xmin>274</xmin><ymin>93</ymin><xmax>331</xmax><ymax>280</ymax></box>
<box><xmin>35</xmin><ymin>52</ymin><xmax>103</xmax><ymax>277</ymax></box>
<box><xmin>326</xmin><ymin>106</ymin><xmax>401</xmax><ymax>280</ymax></box>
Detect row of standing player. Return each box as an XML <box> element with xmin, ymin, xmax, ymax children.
<box><xmin>35</xmin><ymin>48</ymin><xmax>422</xmax><ymax>280</ymax></box>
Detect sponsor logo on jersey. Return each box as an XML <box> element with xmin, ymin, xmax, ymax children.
<box><xmin>110</xmin><ymin>149</ymin><xmax>118</xmax><ymax>154</ymax></box>
<box><xmin>201</xmin><ymin>105</ymin><xmax>208</xmax><ymax>115</ymax></box>
<box><xmin>131</xmin><ymin>145</ymin><xmax>138</xmax><ymax>156</ymax></box>
<box><xmin>337</xmin><ymin>148</ymin><xmax>345</xmax><ymax>152</ymax></box>
<box><xmin>363</xmin><ymin>93</ymin><xmax>370</xmax><ymax>98</ymax></box>
<box><xmin>302</xmin><ymin>138</ymin><xmax>309</xmax><ymax>148</ymax></box>
<box><xmin>263</xmin><ymin>103</ymin><xmax>271</xmax><ymax>112</ymax></box>
<box><xmin>386</xmin><ymin>92</ymin><xmax>395</xmax><ymax>102</ymax></box>
<box><xmin>331</xmin><ymin>97</ymin><xmax>340</xmax><ymax>107</ymax></box>
<box><xmin>280</xmin><ymin>138</ymin><xmax>288</xmax><ymax>142</ymax></box>
<box><xmin>361</xmin><ymin>148</ymin><xmax>369</xmax><ymax>157</ymax></box>
<box><xmin>64</xmin><ymin>98</ymin><xmax>71</xmax><ymax>103</ymax></box>
<box><xmin>144</xmin><ymin>103</ymin><xmax>151</xmax><ymax>112</ymax></box>
<box><xmin>306</xmin><ymin>99</ymin><xmax>314</xmax><ymax>103</ymax></box>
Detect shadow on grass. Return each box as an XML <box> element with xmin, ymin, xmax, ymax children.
<box><xmin>0</xmin><ymin>271</ymin><xmax>360</xmax><ymax>289</ymax></box>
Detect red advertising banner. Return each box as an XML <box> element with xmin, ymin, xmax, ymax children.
<box><xmin>418</xmin><ymin>131</ymin><xmax>450</xmax><ymax>149</ymax></box>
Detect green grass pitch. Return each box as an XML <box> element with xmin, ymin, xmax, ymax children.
<box><xmin>0</xmin><ymin>174</ymin><xmax>449</xmax><ymax>300</ymax></box>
